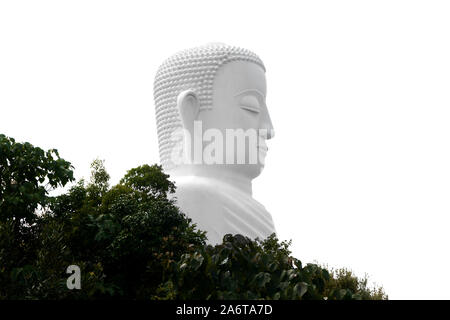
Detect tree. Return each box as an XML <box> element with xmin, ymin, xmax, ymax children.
<box><xmin>120</xmin><ymin>164</ymin><xmax>175</xmax><ymax>197</ymax></box>
<box><xmin>0</xmin><ymin>134</ymin><xmax>74</xmax><ymax>298</ymax></box>
<box><xmin>0</xmin><ymin>134</ymin><xmax>74</xmax><ymax>224</ymax></box>
<box><xmin>86</xmin><ymin>159</ymin><xmax>110</xmax><ymax>207</ymax></box>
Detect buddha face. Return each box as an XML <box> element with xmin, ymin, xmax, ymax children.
<box><xmin>196</xmin><ymin>60</ymin><xmax>275</xmax><ymax>179</ymax></box>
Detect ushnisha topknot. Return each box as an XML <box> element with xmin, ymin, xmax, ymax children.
<box><xmin>153</xmin><ymin>43</ymin><xmax>266</xmax><ymax>170</ymax></box>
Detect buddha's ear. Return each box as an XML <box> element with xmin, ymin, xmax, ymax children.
<box><xmin>177</xmin><ymin>90</ymin><xmax>200</xmax><ymax>133</ymax></box>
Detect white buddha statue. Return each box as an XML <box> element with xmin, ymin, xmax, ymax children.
<box><xmin>153</xmin><ymin>43</ymin><xmax>276</xmax><ymax>244</ymax></box>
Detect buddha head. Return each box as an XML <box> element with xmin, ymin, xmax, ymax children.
<box><xmin>153</xmin><ymin>43</ymin><xmax>274</xmax><ymax>180</ymax></box>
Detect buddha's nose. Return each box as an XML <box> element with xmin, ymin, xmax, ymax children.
<box><xmin>260</xmin><ymin>108</ymin><xmax>275</xmax><ymax>140</ymax></box>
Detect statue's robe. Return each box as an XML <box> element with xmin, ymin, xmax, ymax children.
<box><xmin>171</xmin><ymin>175</ymin><xmax>276</xmax><ymax>245</ymax></box>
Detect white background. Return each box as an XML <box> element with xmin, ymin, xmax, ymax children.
<box><xmin>1</xmin><ymin>0</ymin><xmax>449</xmax><ymax>299</ymax></box>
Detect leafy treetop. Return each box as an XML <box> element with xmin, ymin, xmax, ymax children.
<box><xmin>0</xmin><ymin>134</ymin><xmax>74</xmax><ymax>224</ymax></box>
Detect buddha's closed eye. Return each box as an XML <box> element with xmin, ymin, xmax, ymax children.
<box><xmin>239</xmin><ymin>95</ymin><xmax>260</xmax><ymax>113</ymax></box>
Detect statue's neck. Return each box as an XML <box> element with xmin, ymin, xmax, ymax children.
<box><xmin>168</xmin><ymin>165</ymin><xmax>253</xmax><ymax>196</ymax></box>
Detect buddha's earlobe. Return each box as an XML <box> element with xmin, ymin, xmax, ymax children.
<box><xmin>177</xmin><ymin>90</ymin><xmax>200</xmax><ymax>133</ymax></box>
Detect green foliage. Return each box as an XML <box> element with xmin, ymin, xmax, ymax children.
<box><xmin>158</xmin><ymin>234</ymin><xmax>386</xmax><ymax>300</ymax></box>
<box><xmin>0</xmin><ymin>134</ymin><xmax>387</xmax><ymax>300</ymax></box>
<box><xmin>0</xmin><ymin>134</ymin><xmax>74</xmax><ymax>224</ymax></box>
<box><xmin>323</xmin><ymin>268</ymin><xmax>387</xmax><ymax>300</ymax></box>
<box><xmin>86</xmin><ymin>159</ymin><xmax>110</xmax><ymax>207</ymax></box>
<box><xmin>120</xmin><ymin>164</ymin><xmax>175</xmax><ymax>197</ymax></box>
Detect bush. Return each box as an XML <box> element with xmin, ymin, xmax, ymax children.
<box><xmin>156</xmin><ymin>234</ymin><xmax>386</xmax><ymax>300</ymax></box>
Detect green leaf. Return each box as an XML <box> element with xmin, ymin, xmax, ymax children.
<box><xmin>293</xmin><ymin>282</ymin><xmax>308</xmax><ymax>299</ymax></box>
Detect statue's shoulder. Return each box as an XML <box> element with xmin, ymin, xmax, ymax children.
<box><xmin>170</xmin><ymin>176</ymin><xmax>223</xmax><ymax>208</ymax></box>
<box><xmin>169</xmin><ymin>176</ymin><xmax>226</xmax><ymax>244</ymax></box>
<box><xmin>173</xmin><ymin>176</ymin><xmax>222</xmax><ymax>195</ymax></box>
